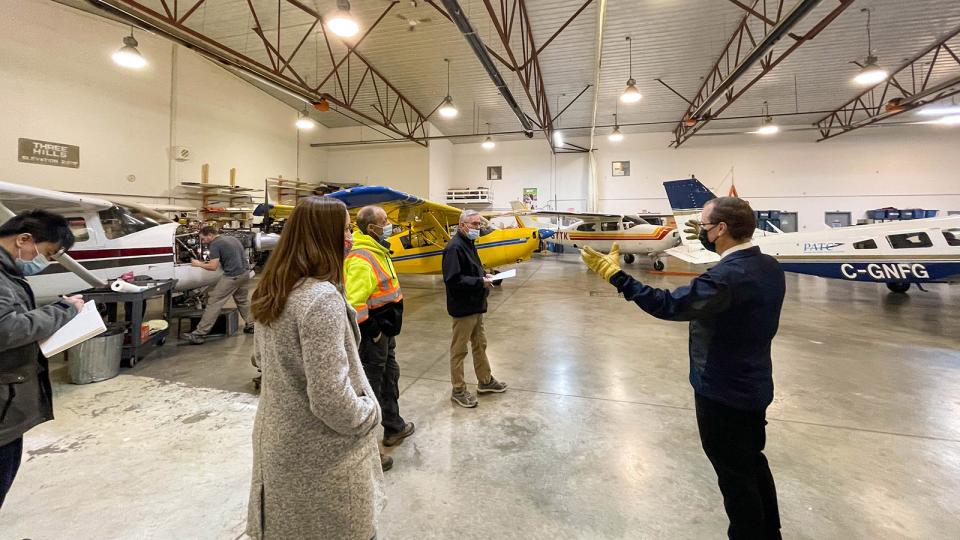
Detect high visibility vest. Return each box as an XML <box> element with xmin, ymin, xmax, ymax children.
<box><xmin>345</xmin><ymin>248</ymin><xmax>403</xmax><ymax>323</ymax></box>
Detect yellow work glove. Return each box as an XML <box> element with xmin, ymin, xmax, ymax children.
<box><xmin>581</xmin><ymin>243</ymin><xmax>622</xmax><ymax>281</ymax></box>
<box><xmin>683</xmin><ymin>219</ymin><xmax>702</xmax><ymax>241</ymax></box>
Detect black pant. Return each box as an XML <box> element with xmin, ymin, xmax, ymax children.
<box><xmin>358</xmin><ymin>334</ymin><xmax>405</xmax><ymax>436</ymax></box>
<box><xmin>695</xmin><ymin>395</ymin><xmax>781</xmax><ymax>540</ymax></box>
<box><xmin>0</xmin><ymin>437</ymin><xmax>23</xmax><ymax>509</ymax></box>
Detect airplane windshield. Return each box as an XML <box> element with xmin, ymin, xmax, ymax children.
<box><xmin>99</xmin><ymin>203</ymin><xmax>172</xmax><ymax>240</ymax></box>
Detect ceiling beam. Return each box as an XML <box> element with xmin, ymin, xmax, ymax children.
<box><xmin>96</xmin><ymin>0</ymin><xmax>431</xmax><ymax>146</ymax></box>
<box><xmin>669</xmin><ymin>0</ymin><xmax>853</xmax><ymax>148</ymax></box>
<box><xmin>815</xmin><ymin>24</ymin><xmax>960</xmax><ymax>141</ymax></box>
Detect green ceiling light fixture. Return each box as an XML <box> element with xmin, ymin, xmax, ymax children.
<box><xmin>438</xmin><ymin>59</ymin><xmax>459</xmax><ymax>118</ymax></box>
<box><xmin>112</xmin><ymin>27</ymin><xmax>147</xmax><ymax>69</ymax></box>
<box><xmin>327</xmin><ymin>0</ymin><xmax>360</xmax><ymax>38</ymax></box>
<box><xmin>853</xmin><ymin>8</ymin><xmax>888</xmax><ymax>86</ymax></box>
<box><xmin>620</xmin><ymin>36</ymin><xmax>642</xmax><ymax>104</ymax></box>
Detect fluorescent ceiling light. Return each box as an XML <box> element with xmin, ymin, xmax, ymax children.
<box><xmin>482</xmin><ymin>137</ymin><xmax>495</xmax><ymax>150</ymax></box>
<box><xmin>917</xmin><ymin>105</ymin><xmax>960</xmax><ymax>116</ymax></box>
<box><xmin>112</xmin><ymin>34</ymin><xmax>146</xmax><ymax>69</ymax></box>
<box><xmin>932</xmin><ymin>114</ymin><xmax>960</xmax><ymax>126</ymax></box>
<box><xmin>553</xmin><ymin>131</ymin><xmax>564</xmax><ymax>146</ymax></box>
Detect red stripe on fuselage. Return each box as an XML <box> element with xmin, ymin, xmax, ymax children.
<box><xmin>67</xmin><ymin>247</ymin><xmax>173</xmax><ymax>260</ymax></box>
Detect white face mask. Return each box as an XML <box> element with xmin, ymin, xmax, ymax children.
<box><xmin>380</xmin><ymin>223</ymin><xmax>394</xmax><ymax>239</ymax></box>
<box><xmin>466</xmin><ymin>228</ymin><xmax>481</xmax><ymax>241</ymax></box>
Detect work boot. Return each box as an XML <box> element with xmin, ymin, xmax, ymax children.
<box><xmin>383</xmin><ymin>422</ymin><xmax>416</xmax><ymax>447</ymax></box>
<box><xmin>477</xmin><ymin>376</ymin><xmax>508</xmax><ymax>394</ymax></box>
<box><xmin>451</xmin><ymin>389</ymin><xmax>478</xmax><ymax>408</ymax></box>
<box><xmin>243</xmin><ymin>324</ymin><xmax>255</xmax><ymax>334</ymax></box>
<box><xmin>183</xmin><ymin>332</ymin><xmax>205</xmax><ymax>345</ymax></box>
<box><xmin>381</xmin><ymin>454</ymin><xmax>394</xmax><ymax>472</ymax></box>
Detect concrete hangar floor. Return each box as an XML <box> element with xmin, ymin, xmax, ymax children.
<box><xmin>4</xmin><ymin>253</ymin><xmax>959</xmax><ymax>538</ymax></box>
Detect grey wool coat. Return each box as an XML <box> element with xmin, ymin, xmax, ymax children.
<box><xmin>247</xmin><ymin>279</ymin><xmax>385</xmax><ymax>539</ymax></box>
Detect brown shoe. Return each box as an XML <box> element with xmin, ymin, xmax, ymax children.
<box><xmin>380</xmin><ymin>453</ymin><xmax>393</xmax><ymax>472</ymax></box>
<box><xmin>383</xmin><ymin>421</ymin><xmax>415</xmax><ymax>447</ymax></box>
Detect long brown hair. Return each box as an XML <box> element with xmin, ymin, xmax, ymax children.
<box><xmin>251</xmin><ymin>197</ymin><xmax>348</xmax><ymax>325</ymax></box>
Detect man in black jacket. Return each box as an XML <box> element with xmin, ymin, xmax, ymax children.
<box><xmin>0</xmin><ymin>210</ymin><xmax>83</xmax><ymax>508</ymax></box>
<box><xmin>582</xmin><ymin>197</ymin><xmax>785</xmax><ymax>540</ymax></box>
<box><xmin>441</xmin><ymin>210</ymin><xmax>508</xmax><ymax>408</ymax></box>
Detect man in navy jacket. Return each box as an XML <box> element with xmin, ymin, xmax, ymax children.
<box><xmin>582</xmin><ymin>197</ymin><xmax>785</xmax><ymax>540</ymax></box>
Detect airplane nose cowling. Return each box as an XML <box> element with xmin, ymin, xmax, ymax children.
<box><xmin>538</xmin><ymin>229</ymin><xmax>555</xmax><ymax>240</ymax></box>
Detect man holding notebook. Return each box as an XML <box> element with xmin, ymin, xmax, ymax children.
<box><xmin>0</xmin><ymin>210</ymin><xmax>83</xmax><ymax>508</ymax></box>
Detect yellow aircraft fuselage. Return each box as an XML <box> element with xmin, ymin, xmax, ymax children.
<box><xmin>389</xmin><ymin>228</ymin><xmax>540</xmax><ymax>274</ymax></box>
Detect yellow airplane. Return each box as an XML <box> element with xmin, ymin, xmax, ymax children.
<box><xmin>257</xmin><ymin>186</ymin><xmax>540</xmax><ymax>274</ymax></box>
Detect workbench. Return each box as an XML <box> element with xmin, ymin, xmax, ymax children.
<box><xmin>70</xmin><ymin>279</ymin><xmax>176</xmax><ymax>367</ymax></box>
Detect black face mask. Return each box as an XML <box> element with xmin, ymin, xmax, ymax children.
<box><xmin>699</xmin><ymin>226</ymin><xmax>717</xmax><ymax>253</ymax></box>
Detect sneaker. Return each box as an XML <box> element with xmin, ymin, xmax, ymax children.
<box><xmin>383</xmin><ymin>422</ymin><xmax>415</xmax><ymax>447</ymax></box>
<box><xmin>451</xmin><ymin>389</ymin><xmax>478</xmax><ymax>408</ymax></box>
<box><xmin>380</xmin><ymin>454</ymin><xmax>393</xmax><ymax>472</ymax></box>
<box><xmin>477</xmin><ymin>376</ymin><xmax>508</xmax><ymax>394</ymax></box>
<box><xmin>183</xmin><ymin>332</ymin><xmax>205</xmax><ymax>345</ymax></box>
<box><xmin>243</xmin><ymin>324</ymin><xmax>255</xmax><ymax>334</ymax></box>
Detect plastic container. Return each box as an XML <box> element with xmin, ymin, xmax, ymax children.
<box><xmin>866</xmin><ymin>210</ymin><xmax>885</xmax><ymax>220</ymax></box>
<box><xmin>885</xmin><ymin>210</ymin><xmax>901</xmax><ymax>219</ymax></box>
<box><xmin>901</xmin><ymin>210</ymin><xmax>915</xmax><ymax>219</ymax></box>
<box><xmin>925</xmin><ymin>210</ymin><xmax>938</xmax><ymax>218</ymax></box>
<box><xmin>67</xmin><ymin>329</ymin><xmax>124</xmax><ymax>384</ymax></box>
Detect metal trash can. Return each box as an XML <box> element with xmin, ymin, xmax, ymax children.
<box><xmin>67</xmin><ymin>329</ymin><xmax>124</xmax><ymax>384</ymax></box>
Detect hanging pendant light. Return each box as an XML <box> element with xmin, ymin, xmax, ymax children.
<box><xmin>751</xmin><ymin>101</ymin><xmax>779</xmax><ymax>135</ymax></box>
<box><xmin>327</xmin><ymin>0</ymin><xmax>360</xmax><ymax>38</ymax></box>
<box><xmin>482</xmin><ymin>123</ymin><xmax>495</xmax><ymax>150</ymax></box>
<box><xmin>438</xmin><ymin>59</ymin><xmax>458</xmax><ymax>118</ymax></box>
<box><xmin>112</xmin><ymin>28</ymin><xmax>147</xmax><ymax>69</ymax></box>
<box><xmin>620</xmin><ymin>37</ymin><xmax>642</xmax><ymax>104</ymax></box>
<box><xmin>608</xmin><ymin>112</ymin><xmax>623</xmax><ymax>142</ymax></box>
<box><xmin>853</xmin><ymin>9</ymin><xmax>888</xmax><ymax>86</ymax></box>
<box><xmin>295</xmin><ymin>109</ymin><xmax>316</xmax><ymax>130</ymax></box>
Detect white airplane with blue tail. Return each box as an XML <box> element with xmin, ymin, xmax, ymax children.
<box><xmin>663</xmin><ymin>178</ymin><xmax>960</xmax><ymax>293</ymax></box>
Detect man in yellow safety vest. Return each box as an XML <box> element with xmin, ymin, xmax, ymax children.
<box><xmin>344</xmin><ymin>205</ymin><xmax>415</xmax><ymax>471</ymax></box>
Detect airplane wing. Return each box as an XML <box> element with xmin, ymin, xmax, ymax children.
<box><xmin>665</xmin><ymin>245</ymin><xmax>721</xmax><ymax>265</ymax></box>
<box><xmin>327</xmin><ymin>186</ymin><xmax>462</xmax><ymax>231</ymax></box>
<box><xmin>0</xmin><ymin>180</ymin><xmax>113</xmax><ymax>214</ymax></box>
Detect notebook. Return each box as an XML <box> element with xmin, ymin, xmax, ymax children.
<box><xmin>39</xmin><ymin>300</ymin><xmax>108</xmax><ymax>358</ymax></box>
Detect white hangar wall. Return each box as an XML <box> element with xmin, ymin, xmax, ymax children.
<box><xmin>1</xmin><ymin>0</ymin><xmax>301</xmax><ymax>204</ymax></box>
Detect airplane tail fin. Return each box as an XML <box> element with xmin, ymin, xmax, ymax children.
<box><xmin>663</xmin><ymin>178</ymin><xmax>717</xmax><ymax>212</ymax></box>
<box><xmin>663</xmin><ymin>178</ymin><xmax>717</xmax><ymax>249</ymax></box>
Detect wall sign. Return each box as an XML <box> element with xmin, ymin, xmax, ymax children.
<box><xmin>18</xmin><ymin>138</ymin><xmax>80</xmax><ymax>168</ymax></box>
<box><xmin>487</xmin><ymin>166</ymin><xmax>502</xmax><ymax>181</ymax></box>
<box><xmin>611</xmin><ymin>161</ymin><xmax>630</xmax><ymax>177</ymax></box>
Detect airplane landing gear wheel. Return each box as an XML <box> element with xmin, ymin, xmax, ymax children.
<box><xmin>886</xmin><ymin>282</ymin><xmax>910</xmax><ymax>293</ymax></box>
<box><xmin>623</xmin><ymin>254</ymin><xmax>636</xmax><ymax>264</ymax></box>
<box><xmin>653</xmin><ymin>259</ymin><xmax>665</xmax><ymax>271</ymax></box>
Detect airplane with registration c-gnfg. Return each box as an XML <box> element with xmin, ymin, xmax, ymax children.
<box><xmin>663</xmin><ymin>178</ymin><xmax>960</xmax><ymax>293</ymax></box>
<box><xmin>255</xmin><ymin>186</ymin><xmax>540</xmax><ymax>275</ymax></box>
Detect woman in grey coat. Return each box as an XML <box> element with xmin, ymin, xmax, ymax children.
<box><xmin>247</xmin><ymin>197</ymin><xmax>385</xmax><ymax>539</ymax></box>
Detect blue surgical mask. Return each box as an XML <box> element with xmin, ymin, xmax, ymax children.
<box><xmin>466</xmin><ymin>228</ymin><xmax>481</xmax><ymax>241</ymax></box>
<box><xmin>16</xmin><ymin>243</ymin><xmax>50</xmax><ymax>276</ymax></box>
<box><xmin>380</xmin><ymin>224</ymin><xmax>394</xmax><ymax>239</ymax></box>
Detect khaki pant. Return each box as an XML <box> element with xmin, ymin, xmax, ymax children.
<box><xmin>194</xmin><ymin>273</ymin><xmax>253</xmax><ymax>335</ymax></box>
<box><xmin>449</xmin><ymin>313</ymin><xmax>492</xmax><ymax>391</ymax></box>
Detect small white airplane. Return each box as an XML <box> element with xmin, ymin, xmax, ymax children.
<box><xmin>511</xmin><ymin>203</ymin><xmax>681</xmax><ymax>270</ymax></box>
<box><xmin>663</xmin><ymin>178</ymin><xmax>960</xmax><ymax>293</ymax></box>
<box><xmin>0</xmin><ymin>181</ymin><xmax>278</xmax><ymax>304</ymax></box>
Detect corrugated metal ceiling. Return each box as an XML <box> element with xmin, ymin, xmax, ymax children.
<box><xmin>67</xmin><ymin>0</ymin><xmax>960</xmax><ymax>144</ymax></box>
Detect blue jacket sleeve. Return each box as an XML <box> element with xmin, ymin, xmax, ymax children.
<box><xmin>442</xmin><ymin>248</ymin><xmax>483</xmax><ymax>290</ymax></box>
<box><xmin>609</xmin><ymin>270</ymin><xmax>732</xmax><ymax>321</ymax></box>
